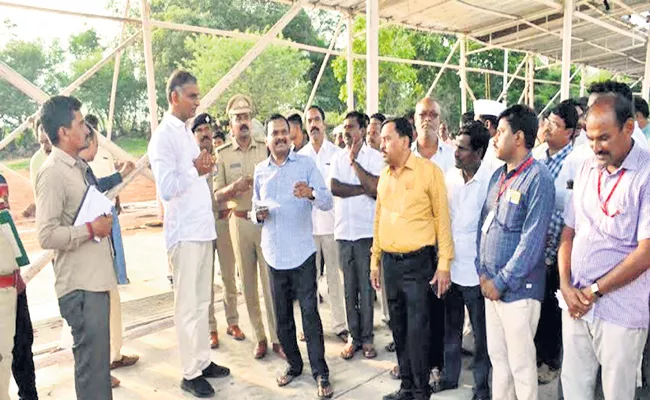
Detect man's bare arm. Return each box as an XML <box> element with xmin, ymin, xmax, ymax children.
<box><xmin>331</xmin><ymin>178</ymin><xmax>364</xmax><ymax>198</ymax></box>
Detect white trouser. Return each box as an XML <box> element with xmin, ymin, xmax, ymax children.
<box><xmin>485</xmin><ymin>298</ymin><xmax>541</xmax><ymax>400</ymax></box>
<box><xmin>561</xmin><ymin>311</ymin><xmax>648</xmax><ymax>400</ymax></box>
<box><xmin>314</xmin><ymin>234</ymin><xmax>347</xmax><ymax>334</ymax></box>
<box><xmin>109</xmin><ymin>287</ymin><xmax>123</xmax><ymax>363</ymax></box>
<box><xmin>0</xmin><ymin>287</ymin><xmax>17</xmax><ymax>400</ymax></box>
<box><xmin>169</xmin><ymin>241</ymin><xmax>213</xmax><ymax>380</ymax></box>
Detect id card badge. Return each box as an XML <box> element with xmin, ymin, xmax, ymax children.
<box><xmin>509</xmin><ymin>189</ymin><xmax>521</xmax><ymax>205</ymax></box>
<box><xmin>481</xmin><ymin>211</ymin><xmax>495</xmax><ymax>234</ymax></box>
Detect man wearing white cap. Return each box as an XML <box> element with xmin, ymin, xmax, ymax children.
<box><xmin>474</xmin><ymin>99</ymin><xmax>507</xmax><ymax>172</ymax></box>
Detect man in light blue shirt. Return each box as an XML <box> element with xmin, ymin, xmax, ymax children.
<box><xmin>252</xmin><ymin>114</ymin><xmax>334</xmax><ymax>399</ymax></box>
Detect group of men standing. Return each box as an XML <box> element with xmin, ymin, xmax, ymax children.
<box><xmin>1</xmin><ymin>63</ymin><xmax>647</xmax><ymax>400</ymax></box>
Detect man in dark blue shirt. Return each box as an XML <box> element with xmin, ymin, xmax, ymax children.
<box><xmin>477</xmin><ymin>104</ymin><xmax>554</xmax><ymax>400</ymax></box>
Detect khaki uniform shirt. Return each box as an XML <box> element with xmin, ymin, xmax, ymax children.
<box><xmin>214</xmin><ymin>137</ymin><xmax>268</xmax><ymax>212</ymax></box>
<box><xmin>35</xmin><ymin>147</ymin><xmax>116</xmax><ymax>299</ymax></box>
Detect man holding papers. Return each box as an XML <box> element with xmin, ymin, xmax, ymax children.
<box><xmin>148</xmin><ymin>70</ymin><xmax>230</xmax><ymax>399</ymax></box>
<box><xmin>35</xmin><ymin>95</ymin><xmax>115</xmax><ymax>399</ymax></box>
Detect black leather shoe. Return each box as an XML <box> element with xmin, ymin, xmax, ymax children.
<box><xmin>202</xmin><ymin>362</ymin><xmax>230</xmax><ymax>378</ymax></box>
<box><xmin>180</xmin><ymin>376</ymin><xmax>215</xmax><ymax>398</ymax></box>
<box><xmin>431</xmin><ymin>380</ymin><xmax>458</xmax><ymax>393</ymax></box>
<box><xmin>383</xmin><ymin>389</ymin><xmax>414</xmax><ymax>400</ymax></box>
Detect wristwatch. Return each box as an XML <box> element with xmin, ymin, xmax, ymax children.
<box><xmin>309</xmin><ymin>187</ymin><xmax>316</xmax><ymax>201</ymax></box>
<box><xmin>590</xmin><ymin>282</ymin><xmax>603</xmax><ymax>298</ymax></box>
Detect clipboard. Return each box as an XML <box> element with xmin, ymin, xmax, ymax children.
<box><xmin>73</xmin><ymin>185</ymin><xmax>114</xmax><ymax>242</ymax></box>
<box><xmin>0</xmin><ymin>209</ymin><xmax>30</xmax><ymax>267</ymax></box>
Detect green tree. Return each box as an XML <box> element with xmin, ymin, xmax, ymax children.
<box><xmin>186</xmin><ymin>34</ymin><xmax>312</xmax><ymax>119</ymax></box>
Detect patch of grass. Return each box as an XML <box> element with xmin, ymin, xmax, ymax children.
<box><xmin>3</xmin><ymin>158</ymin><xmax>30</xmax><ymax>171</ymax></box>
<box><xmin>114</xmin><ymin>137</ymin><xmax>149</xmax><ymax>158</ymax></box>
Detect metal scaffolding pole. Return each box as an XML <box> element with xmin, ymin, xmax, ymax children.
<box><xmin>140</xmin><ymin>0</ymin><xmax>158</xmax><ymax>133</ymax></box>
<box><xmin>460</xmin><ymin>35</ymin><xmax>467</xmax><ymax>114</ymax></box>
<box><xmin>528</xmin><ymin>55</ymin><xmax>535</xmax><ymax>108</ymax></box>
<box><xmin>346</xmin><ymin>14</ymin><xmax>355</xmax><ymax>111</ymax></box>
<box><xmin>579</xmin><ymin>65</ymin><xmax>586</xmax><ymax>98</ymax></box>
<box><xmin>426</xmin><ymin>40</ymin><xmax>459</xmax><ymax>97</ymax></box>
<box><xmin>107</xmin><ymin>0</ymin><xmax>131</xmax><ymax>140</ymax></box>
<box><xmin>366</xmin><ymin>0</ymin><xmax>379</xmax><ymax>115</ymax></box>
<box><xmin>643</xmin><ymin>37</ymin><xmax>650</xmax><ymax>102</ymax></box>
<box><xmin>304</xmin><ymin>17</ymin><xmax>344</xmax><ymax>115</ymax></box>
<box><xmin>503</xmin><ymin>50</ymin><xmax>508</xmax><ymax>99</ymax></box>
<box><xmin>560</xmin><ymin>0</ymin><xmax>574</xmax><ymax>100</ymax></box>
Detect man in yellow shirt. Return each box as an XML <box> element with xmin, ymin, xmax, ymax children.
<box><xmin>370</xmin><ymin>117</ymin><xmax>453</xmax><ymax>400</ymax></box>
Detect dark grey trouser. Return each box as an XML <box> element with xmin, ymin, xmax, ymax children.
<box><xmin>337</xmin><ymin>238</ymin><xmax>374</xmax><ymax>346</ymax></box>
<box><xmin>58</xmin><ymin>290</ymin><xmax>112</xmax><ymax>400</ymax></box>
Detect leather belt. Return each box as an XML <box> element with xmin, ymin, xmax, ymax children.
<box><xmin>232</xmin><ymin>210</ymin><xmax>250</xmax><ymax>219</ymax></box>
<box><xmin>0</xmin><ymin>270</ymin><xmax>26</xmax><ymax>293</ymax></box>
<box><xmin>385</xmin><ymin>246</ymin><xmax>435</xmax><ymax>261</ymax></box>
<box><xmin>217</xmin><ymin>210</ymin><xmax>232</xmax><ymax>220</ymax></box>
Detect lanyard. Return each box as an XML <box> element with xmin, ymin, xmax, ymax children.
<box><xmin>495</xmin><ymin>157</ymin><xmax>534</xmax><ymax>204</ymax></box>
<box><xmin>597</xmin><ymin>169</ymin><xmax>626</xmax><ymax>217</ymax></box>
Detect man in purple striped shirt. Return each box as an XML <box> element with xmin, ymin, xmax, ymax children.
<box><xmin>559</xmin><ymin>94</ymin><xmax>650</xmax><ymax>400</ymax></box>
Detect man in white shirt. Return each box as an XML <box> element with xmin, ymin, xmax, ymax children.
<box><xmin>298</xmin><ymin>106</ymin><xmax>348</xmax><ymax>342</ymax></box>
<box><xmin>435</xmin><ymin>121</ymin><xmax>492</xmax><ymax>399</ymax></box>
<box><xmin>148</xmin><ymin>70</ymin><xmax>230</xmax><ymax>398</ymax></box>
<box><xmin>412</xmin><ymin>98</ymin><xmax>455</xmax><ymax>173</ymax></box>
<box><xmin>474</xmin><ymin>99</ymin><xmax>507</xmax><ymax>173</ymax></box>
<box><xmin>331</xmin><ymin>111</ymin><xmax>384</xmax><ymax>360</ymax></box>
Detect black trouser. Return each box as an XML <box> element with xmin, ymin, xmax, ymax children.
<box><xmin>429</xmin><ymin>288</ymin><xmax>445</xmax><ymax>372</ymax></box>
<box><xmin>337</xmin><ymin>238</ymin><xmax>374</xmax><ymax>346</ymax></box>
<box><xmin>443</xmin><ymin>283</ymin><xmax>490</xmax><ymax>398</ymax></box>
<box><xmin>269</xmin><ymin>253</ymin><xmax>328</xmax><ymax>380</ymax></box>
<box><xmin>534</xmin><ymin>262</ymin><xmax>562</xmax><ymax>370</ymax></box>
<box><xmin>383</xmin><ymin>246</ymin><xmax>435</xmax><ymax>400</ymax></box>
<box><xmin>12</xmin><ymin>291</ymin><xmax>38</xmax><ymax>400</ymax></box>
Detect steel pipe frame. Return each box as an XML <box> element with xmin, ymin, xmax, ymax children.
<box><xmin>304</xmin><ymin>18</ymin><xmax>344</xmax><ymax>115</ymax></box>
<box><xmin>366</xmin><ymin>0</ymin><xmax>379</xmax><ymax>114</ymax></box>
<box><xmin>560</xmin><ymin>0</ymin><xmax>573</xmax><ymax>100</ymax></box>
<box><xmin>346</xmin><ymin>14</ymin><xmax>355</xmax><ymax>111</ymax></box>
<box><xmin>539</xmin><ymin>67</ymin><xmax>581</xmax><ymax>117</ymax></box>
<box><xmin>426</xmin><ymin>40</ymin><xmax>460</xmax><ymax>97</ymax></box>
<box><xmin>107</xmin><ymin>0</ymin><xmax>132</xmax><ymax>140</ymax></box>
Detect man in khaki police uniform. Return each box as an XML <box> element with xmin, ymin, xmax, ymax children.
<box><xmin>191</xmin><ymin>113</ymin><xmax>242</xmax><ymax>349</ymax></box>
<box><xmin>214</xmin><ymin>94</ymin><xmax>283</xmax><ymax>360</ymax></box>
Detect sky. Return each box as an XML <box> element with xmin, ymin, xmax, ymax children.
<box><xmin>1</xmin><ymin>0</ymin><xmax>124</xmax><ymax>47</ymax></box>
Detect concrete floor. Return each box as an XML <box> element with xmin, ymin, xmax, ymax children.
<box><xmin>10</xmin><ymin>229</ymin><xmax>568</xmax><ymax>399</ymax></box>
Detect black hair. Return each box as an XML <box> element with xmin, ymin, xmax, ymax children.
<box><xmin>586</xmin><ymin>94</ymin><xmax>634</xmax><ymax>130</ymax></box>
<box><xmin>213</xmin><ymin>130</ymin><xmax>226</xmax><ymax>142</ymax></box>
<box><xmin>382</xmin><ymin>117</ymin><xmax>413</xmax><ymax>146</ymax></box>
<box><xmin>634</xmin><ymin>97</ymin><xmax>649</xmax><ymax>119</ymax></box>
<box><xmin>404</xmin><ymin>110</ymin><xmax>415</xmax><ymax>121</ymax></box>
<box><xmin>370</xmin><ymin>113</ymin><xmax>386</xmax><ymax>123</ymax></box>
<box><xmin>588</xmin><ymin>80</ymin><xmax>633</xmax><ymax>102</ymax></box>
<box><xmin>540</xmin><ymin>110</ymin><xmax>551</xmax><ymax>120</ymax></box>
<box><xmin>461</xmin><ymin>111</ymin><xmax>475</xmax><ymax>126</ymax></box>
<box><xmin>551</xmin><ymin>99</ymin><xmax>579</xmax><ymax>130</ymax></box>
<box><xmin>576</xmin><ymin>97</ymin><xmax>589</xmax><ymax>113</ymax></box>
<box><xmin>478</xmin><ymin>114</ymin><xmax>499</xmax><ymax>130</ymax></box>
<box><xmin>307</xmin><ymin>105</ymin><xmax>326</xmax><ymax>121</ymax></box>
<box><xmin>498</xmin><ymin>104</ymin><xmax>538</xmax><ymax>149</ymax></box>
<box><xmin>166</xmin><ymin>70</ymin><xmax>197</xmax><ymax>103</ymax></box>
<box><xmin>84</xmin><ymin>114</ymin><xmax>100</xmax><ymax>140</ymax></box>
<box><xmin>287</xmin><ymin>113</ymin><xmax>303</xmax><ymax>130</ymax></box>
<box><xmin>39</xmin><ymin>95</ymin><xmax>83</xmax><ymax>146</ymax></box>
<box><xmin>344</xmin><ymin>111</ymin><xmax>368</xmax><ymax>129</ymax></box>
<box><xmin>265</xmin><ymin>114</ymin><xmax>290</xmax><ymax>133</ymax></box>
<box><xmin>457</xmin><ymin>120</ymin><xmax>490</xmax><ymax>158</ymax></box>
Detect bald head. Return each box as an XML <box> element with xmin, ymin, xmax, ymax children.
<box><xmin>415</xmin><ymin>97</ymin><xmax>442</xmax><ymax>140</ymax></box>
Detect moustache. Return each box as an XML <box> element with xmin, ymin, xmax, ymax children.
<box><xmin>310</xmin><ymin>128</ymin><xmax>320</xmax><ymax>134</ymax></box>
<box><xmin>240</xmin><ymin>125</ymin><xmax>249</xmax><ymax>131</ymax></box>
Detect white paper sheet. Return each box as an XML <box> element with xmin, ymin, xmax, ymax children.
<box><xmin>254</xmin><ymin>199</ymin><xmax>281</xmax><ymax>211</ymax></box>
<box><xmin>73</xmin><ymin>186</ymin><xmax>114</xmax><ymax>242</ymax></box>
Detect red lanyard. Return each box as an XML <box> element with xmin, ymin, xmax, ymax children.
<box><xmin>495</xmin><ymin>157</ymin><xmax>534</xmax><ymax>204</ymax></box>
<box><xmin>597</xmin><ymin>169</ymin><xmax>626</xmax><ymax>217</ymax></box>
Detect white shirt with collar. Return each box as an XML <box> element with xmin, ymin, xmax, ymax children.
<box><xmin>412</xmin><ymin>137</ymin><xmax>455</xmax><ymax>173</ymax></box>
<box><xmin>298</xmin><ymin>139</ymin><xmax>342</xmax><ymax>236</ymax></box>
<box><xmin>148</xmin><ymin>113</ymin><xmax>216</xmax><ymax>250</ymax></box>
<box><xmin>445</xmin><ymin>162</ymin><xmax>492</xmax><ymax>286</ymax></box>
<box><xmin>330</xmin><ymin>144</ymin><xmax>384</xmax><ymax>241</ymax></box>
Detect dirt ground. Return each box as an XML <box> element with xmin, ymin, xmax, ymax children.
<box><xmin>2</xmin><ymin>167</ymin><xmax>157</xmax><ymax>252</ymax></box>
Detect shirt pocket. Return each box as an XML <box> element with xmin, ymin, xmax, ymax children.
<box><xmin>496</xmin><ymin>200</ymin><xmax>526</xmax><ymax>233</ymax></box>
<box><xmin>599</xmin><ymin>198</ymin><xmax>636</xmax><ymax>243</ymax></box>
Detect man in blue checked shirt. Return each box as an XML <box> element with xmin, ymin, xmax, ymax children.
<box><xmin>252</xmin><ymin>114</ymin><xmax>334</xmax><ymax>399</ymax></box>
<box><xmin>477</xmin><ymin>104</ymin><xmax>555</xmax><ymax>400</ymax></box>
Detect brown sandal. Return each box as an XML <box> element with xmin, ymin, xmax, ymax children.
<box><xmin>390</xmin><ymin>364</ymin><xmax>400</xmax><ymax>380</ymax></box>
<box><xmin>362</xmin><ymin>344</ymin><xmax>377</xmax><ymax>359</ymax></box>
<box><xmin>317</xmin><ymin>376</ymin><xmax>334</xmax><ymax>398</ymax></box>
<box><xmin>277</xmin><ymin>368</ymin><xmax>301</xmax><ymax>387</ymax></box>
<box><xmin>340</xmin><ymin>343</ymin><xmax>360</xmax><ymax>360</ymax></box>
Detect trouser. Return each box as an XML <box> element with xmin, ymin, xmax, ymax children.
<box><xmin>0</xmin><ymin>287</ymin><xmax>17</xmax><ymax>400</ymax></box>
<box><xmin>443</xmin><ymin>283</ymin><xmax>490</xmax><ymax>398</ymax></box>
<box><xmin>58</xmin><ymin>290</ymin><xmax>112</xmax><ymax>400</ymax></box>
<box><xmin>12</xmin><ymin>291</ymin><xmax>37</xmax><ymax>400</ymax></box>
<box><xmin>109</xmin><ymin>288</ymin><xmax>123</xmax><ymax>364</ymax></box>
<box><xmin>269</xmin><ymin>253</ymin><xmax>328</xmax><ymax>380</ymax></box>
<box><xmin>211</xmin><ymin>217</ymin><xmax>238</xmax><ymax>331</ymax></box>
<box><xmin>168</xmin><ymin>241</ymin><xmax>213</xmax><ymax>380</ymax></box>
<box><xmin>313</xmin><ymin>235</ymin><xmax>346</xmax><ymax>334</ymax></box>
<box><xmin>429</xmin><ymin>286</ymin><xmax>445</xmax><ymax>371</ymax></box>
<box><xmin>534</xmin><ymin>262</ymin><xmax>562</xmax><ymax>370</ymax></box>
<box><xmin>485</xmin><ymin>298</ymin><xmax>541</xmax><ymax>400</ymax></box>
<box><xmin>561</xmin><ymin>312</ymin><xmax>648</xmax><ymax>400</ymax></box>
<box><xmin>337</xmin><ymin>238</ymin><xmax>374</xmax><ymax>346</ymax></box>
<box><xmin>380</xmin><ymin>265</ymin><xmax>390</xmax><ymax>324</ymax></box>
<box><xmin>383</xmin><ymin>246</ymin><xmax>436</xmax><ymax>400</ymax></box>
<box><xmin>111</xmin><ymin>208</ymin><xmax>128</xmax><ymax>285</ymax></box>
<box><xmin>229</xmin><ymin>216</ymin><xmax>277</xmax><ymax>343</ymax></box>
